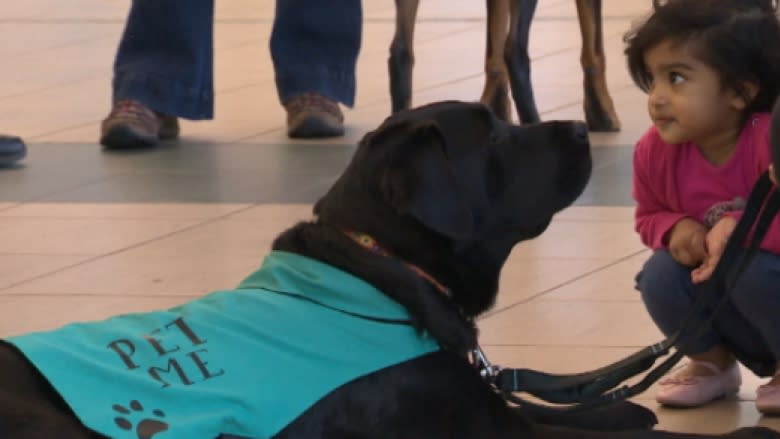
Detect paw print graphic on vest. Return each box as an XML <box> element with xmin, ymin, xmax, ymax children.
<box><xmin>113</xmin><ymin>400</ymin><xmax>169</xmax><ymax>438</ymax></box>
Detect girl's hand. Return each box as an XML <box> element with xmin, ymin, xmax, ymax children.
<box><xmin>668</xmin><ymin>218</ymin><xmax>708</xmax><ymax>267</ymax></box>
<box><xmin>691</xmin><ymin>216</ymin><xmax>738</xmax><ymax>284</ymax></box>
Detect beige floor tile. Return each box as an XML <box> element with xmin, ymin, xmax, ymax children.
<box><xmin>212</xmin><ymin>26</ymin><xmax>274</xmax><ymax>92</ymax></box>
<box><xmin>0</xmin><ymin>253</ymin><xmax>91</xmax><ymax>290</ymax></box>
<box><xmin>494</xmin><ymin>256</ymin><xmax>613</xmax><ymax>309</ymax></box>
<box><xmin>538</xmin><ymin>252</ymin><xmax>648</xmax><ymax>302</ymax></box>
<box><xmin>414</xmin><ymin>0</ymin><xmax>487</xmax><ymax>20</ymax></box>
<box><xmin>0</xmin><ymin>295</ymin><xmax>193</xmax><ymax>337</ymax></box>
<box><xmin>2</xmin><ymin>77</ymin><xmax>109</xmax><ymax>140</ymax></box>
<box><xmin>0</xmin><ymin>203</ymin><xmax>251</xmax><ymax>219</ymax></box>
<box><xmin>1</xmin><ymin>218</ymin><xmax>284</xmax><ymax>296</ymax></box>
<box><xmin>0</xmin><ymin>1</ymin><xmax>127</xmax><ymax>20</ymax></box>
<box><xmin>0</xmin><ymin>216</ymin><xmax>201</xmax><ymax>255</ymax></box>
<box><xmin>511</xmin><ymin>219</ymin><xmax>644</xmax><ymax>260</ymax></box>
<box><xmin>555</xmin><ymin>206</ymin><xmax>635</xmax><ymax>222</ymax></box>
<box><xmin>224</xmin><ymin>203</ymin><xmax>313</xmax><ymax>221</ymax></box>
<box><xmin>213</xmin><ymin>0</ymin><xmax>273</xmax><ymax>20</ymax></box>
<box><xmin>477</xmin><ymin>300</ymin><xmax>663</xmax><ymax>346</ymax></box>
<box><xmin>28</xmin><ymin>123</ymin><xmax>100</xmax><ymax>144</ymax></box>
<box><xmin>176</xmin><ymin>81</ymin><xmax>285</xmax><ymax>143</ymax></box>
<box><xmin>0</xmin><ymin>23</ymin><xmax>118</xmax><ymax>60</ymax></box>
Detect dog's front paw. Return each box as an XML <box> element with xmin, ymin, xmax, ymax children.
<box><xmin>723</xmin><ymin>427</ymin><xmax>780</xmax><ymax>439</ymax></box>
<box><xmin>521</xmin><ymin>400</ymin><xmax>657</xmax><ymax>431</ymax></box>
<box><xmin>582</xmin><ymin>401</ymin><xmax>657</xmax><ymax>430</ymax></box>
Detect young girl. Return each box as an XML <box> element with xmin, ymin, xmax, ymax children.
<box><xmin>625</xmin><ymin>0</ymin><xmax>780</xmax><ymax>412</ymax></box>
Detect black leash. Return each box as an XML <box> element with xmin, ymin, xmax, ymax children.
<box><xmin>473</xmin><ymin>172</ymin><xmax>780</xmax><ymax>412</ymax></box>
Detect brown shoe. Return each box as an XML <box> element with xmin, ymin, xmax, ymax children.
<box><xmin>100</xmin><ymin>100</ymin><xmax>180</xmax><ymax>149</ymax></box>
<box><xmin>284</xmin><ymin>93</ymin><xmax>344</xmax><ymax>138</ymax></box>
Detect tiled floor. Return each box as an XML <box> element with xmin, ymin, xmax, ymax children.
<box><xmin>1</xmin><ymin>0</ymin><xmax>778</xmax><ymax>434</ymax></box>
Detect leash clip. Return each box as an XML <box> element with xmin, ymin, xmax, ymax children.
<box><xmin>471</xmin><ymin>346</ymin><xmax>501</xmax><ymax>383</ymax></box>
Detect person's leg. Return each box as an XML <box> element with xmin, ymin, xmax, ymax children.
<box><xmin>636</xmin><ymin>250</ymin><xmax>725</xmax><ymax>357</ymax></box>
<box><xmin>0</xmin><ymin>135</ymin><xmax>26</xmax><ymax>165</ymax></box>
<box><xmin>726</xmin><ymin>251</ymin><xmax>780</xmax><ymax>367</ymax></box>
<box><xmin>102</xmin><ymin>0</ymin><xmax>215</xmax><ymax>149</ymax></box>
<box><xmin>270</xmin><ymin>0</ymin><xmax>362</xmax><ymax>138</ymax></box>
<box><xmin>635</xmin><ymin>250</ymin><xmax>741</xmax><ymax>406</ymax></box>
<box><xmin>730</xmin><ymin>251</ymin><xmax>780</xmax><ymax>413</ymax></box>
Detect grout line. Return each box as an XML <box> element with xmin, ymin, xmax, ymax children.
<box><xmin>0</xmin><ymin>75</ymin><xmax>105</xmax><ymax>101</ymax></box>
<box><xmin>541</xmin><ymin>83</ymin><xmax>637</xmax><ymax>116</ymax></box>
<box><xmin>0</xmin><ymin>204</ymin><xmax>259</xmax><ymax>294</ymax></box>
<box><xmin>479</xmin><ymin>248</ymin><xmax>650</xmax><ymax>319</ymax></box>
<box><xmin>0</xmin><ymin>292</ymin><xmax>199</xmax><ymax>299</ymax></box>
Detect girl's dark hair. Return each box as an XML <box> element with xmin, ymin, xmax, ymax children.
<box><xmin>625</xmin><ymin>0</ymin><xmax>780</xmax><ymax>114</ymax></box>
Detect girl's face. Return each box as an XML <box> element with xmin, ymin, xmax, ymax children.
<box><xmin>643</xmin><ymin>39</ymin><xmax>749</xmax><ymax>152</ymax></box>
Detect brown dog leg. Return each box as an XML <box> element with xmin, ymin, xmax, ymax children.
<box><xmin>480</xmin><ymin>0</ymin><xmax>513</xmax><ymax>121</ymax></box>
<box><xmin>576</xmin><ymin>0</ymin><xmax>621</xmax><ymax>132</ymax></box>
<box><xmin>389</xmin><ymin>0</ymin><xmax>420</xmax><ymax>114</ymax></box>
<box><xmin>505</xmin><ymin>0</ymin><xmax>541</xmax><ymax>124</ymax></box>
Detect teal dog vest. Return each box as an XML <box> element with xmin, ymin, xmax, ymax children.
<box><xmin>8</xmin><ymin>251</ymin><xmax>440</xmax><ymax>438</ymax></box>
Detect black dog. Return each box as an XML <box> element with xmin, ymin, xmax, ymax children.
<box><xmin>0</xmin><ymin>102</ymin><xmax>776</xmax><ymax>439</ymax></box>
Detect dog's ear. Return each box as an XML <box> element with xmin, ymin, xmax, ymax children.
<box><xmin>378</xmin><ymin>120</ymin><xmax>474</xmax><ymax>241</ymax></box>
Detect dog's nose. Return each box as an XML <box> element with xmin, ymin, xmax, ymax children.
<box><xmin>573</xmin><ymin>122</ymin><xmax>588</xmax><ymax>143</ymax></box>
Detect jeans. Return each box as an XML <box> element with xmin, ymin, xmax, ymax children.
<box><xmin>112</xmin><ymin>0</ymin><xmax>362</xmax><ymax>120</ymax></box>
<box><xmin>635</xmin><ymin>249</ymin><xmax>780</xmax><ymax>364</ymax></box>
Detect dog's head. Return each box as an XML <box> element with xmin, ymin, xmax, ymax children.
<box><xmin>316</xmin><ymin>101</ymin><xmax>591</xmax><ymax>317</ymax></box>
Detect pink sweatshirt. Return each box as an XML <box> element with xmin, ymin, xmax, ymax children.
<box><xmin>633</xmin><ymin>112</ymin><xmax>780</xmax><ymax>254</ymax></box>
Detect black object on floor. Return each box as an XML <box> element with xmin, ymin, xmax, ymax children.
<box><xmin>0</xmin><ymin>135</ymin><xmax>26</xmax><ymax>165</ymax></box>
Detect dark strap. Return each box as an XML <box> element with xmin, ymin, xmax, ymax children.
<box><xmin>494</xmin><ymin>172</ymin><xmax>779</xmax><ymax>411</ymax></box>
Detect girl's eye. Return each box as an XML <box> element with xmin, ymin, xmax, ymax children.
<box><xmin>669</xmin><ymin>72</ymin><xmax>685</xmax><ymax>85</ymax></box>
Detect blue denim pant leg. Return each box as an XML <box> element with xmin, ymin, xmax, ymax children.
<box><xmin>635</xmin><ymin>250</ymin><xmax>772</xmax><ymax>359</ymax></box>
<box><xmin>270</xmin><ymin>0</ymin><xmax>362</xmax><ymax>107</ymax></box>
<box><xmin>112</xmin><ymin>0</ymin><xmax>215</xmax><ymax>119</ymax></box>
